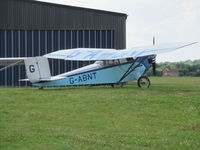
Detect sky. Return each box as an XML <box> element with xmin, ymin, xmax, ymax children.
<box><xmin>39</xmin><ymin>0</ymin><xmax>200</xmax><ymax>62</ymax></box>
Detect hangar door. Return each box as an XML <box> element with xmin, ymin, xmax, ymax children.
<box><xmin>0</xmin><ymin>30</ymin><xmax>114</xmax><ymax>86</ymax></box>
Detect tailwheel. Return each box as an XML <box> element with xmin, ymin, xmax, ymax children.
<box><xmin>137</xmin><ymin>76</ymin><xmax>150</xmax><ymax>88</ymax></box>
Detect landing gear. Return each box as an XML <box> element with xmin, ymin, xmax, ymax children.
<box><xmin>111</xmin><ymin>82</ymin><xmax>126</xmax><ymax>88</ymax></box>
<box><xmin>137</xmin><ymin>76</ymin><xmax>150</xmax><ymax>88</ymax></box>
<box><xmin>38</xmin><ymin>87</ymin><xmax>44</xmax><ymax>90</ymax></box>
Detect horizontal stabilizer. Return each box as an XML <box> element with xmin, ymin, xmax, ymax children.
<box><xmin>19</xmin><ymin>79</ymin><xmax>29</xmax><ymax>82</ymax></box>
<box><xmin>0</xmin><ymin>58</ymin><xmax>26</xmax><ymax>66</ymax></box>
<box><xmin>19</xmin><ymin>76</ymin><xmax>65</xmax><ymax>82</ymax></box>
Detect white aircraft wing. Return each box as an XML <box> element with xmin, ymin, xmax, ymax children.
<box><xmin>44</xmin><ymin>42</ymin><xmax>197</xmax><ymax>61</ymax></box>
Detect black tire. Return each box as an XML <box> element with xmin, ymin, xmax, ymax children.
<box><xmin>137</xmin><ymin>76</ymin><xmax>150</xmax><ymax>88</ymax></box>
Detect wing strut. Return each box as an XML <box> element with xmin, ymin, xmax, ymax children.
<box><xmin>118</xmin><ymin>56</ymin><xmax>148</xmax><ymax>83</ymax></box>
<box><xmin>0</xmin><ymin>60</ymin><xmax>23</xmax><ymax>72</ymax></box>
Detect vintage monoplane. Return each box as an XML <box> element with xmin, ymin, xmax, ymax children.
<box><xmin>0</xmin><ymin>42</ymin><xmax>197</xmax><ymax>88</ymax></box>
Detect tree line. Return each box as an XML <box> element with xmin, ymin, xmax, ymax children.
<box><xmin>147</xmin><ymin>59</ymin><xmax>200</xmax><ymax>77</ymax></box>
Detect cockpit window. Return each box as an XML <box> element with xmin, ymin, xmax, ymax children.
<box><xmin>103</xmin><ymin>59</ymin><xmax>129</xmax><ymax>66</ymax></box>
<box><xmin>103</xmin><ymin>60</ymin><xmax>119</xmax><ymax>66</ymax></box>
<box><xmin>126</xmin><ymin>58</ymin><xmax>134</xmax><ymax>62</ymax></box>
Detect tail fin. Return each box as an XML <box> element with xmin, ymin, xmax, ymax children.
<box><xmin>24</xmin><ymin>57</ymin><xmax>51</xmax><ymax>83</ymax></box>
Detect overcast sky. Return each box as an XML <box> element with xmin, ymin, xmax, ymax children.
<box><xmin>39</xmin><ymin>0</ymin><xmax>199</xmax><ymax>62</ymax></box>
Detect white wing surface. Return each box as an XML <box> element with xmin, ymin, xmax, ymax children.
<box><xmin>0</xmin><ymin>42</ymin><xmax>197</xmax><ymax>64</ymax></box>
<box><xmin>44</xmin><ymin>42</ymin><xmax>197</xmax><ymax>61</ymax></box>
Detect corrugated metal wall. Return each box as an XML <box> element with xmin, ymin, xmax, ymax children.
<box><xmin>0</xmin><ymin>30</ymin><xmax>114</xmax><ymax>86</ymax></box>
<box><xmin>0</xmin><ymin>0</ymin><xmax>127</xmax><ymax>86</ymax></box>
<box><xmin>0</xmin><ymin>0</ymin><xmax>127</xmax><ymax>49</ymax></box>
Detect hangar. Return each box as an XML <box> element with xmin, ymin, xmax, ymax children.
<box><xmin>0</xmin><ymin>0</ymin><xmax>127</xmax><ymax>86</ymax></box>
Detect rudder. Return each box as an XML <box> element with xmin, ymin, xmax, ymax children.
<box><xmin>24</xmin><ymin>57</ymin><xmax>51</xmax><ymax>83</ymax></box>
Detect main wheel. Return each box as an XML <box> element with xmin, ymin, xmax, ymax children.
<box><xmin>137</xmin><ymin>76</ymin><xmax>150</xmax><ymax>88</ymax></box>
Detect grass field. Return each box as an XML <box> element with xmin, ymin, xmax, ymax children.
<box><xmin>0</xmin><ymin>77</ymin><xmax>200</xmax><ymax>150</ymax></box>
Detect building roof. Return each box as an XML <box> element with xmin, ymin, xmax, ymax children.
<box><xmin>25</xmin><ymin>0</ymin><xmax>128</xmax><ymax>18</ymax></box>
<box><xmin>0</xmin><ymin>0</ymin><xmax>127</xmax><ymax>49</ymax></box>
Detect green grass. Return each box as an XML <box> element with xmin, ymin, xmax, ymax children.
<box><xmin>0</xmin><ymin>77</ymin><xmax>200</xmax><ymax>150</ymax></box>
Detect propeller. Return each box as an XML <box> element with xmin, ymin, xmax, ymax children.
<box><xmin>152</xmin><ymin>57</ymin><xmax>156</xmax><ymax>76</ymax></box>
<box><xmin>148</xmin><ymin>56</ymin><xmax>156</xmax><ymax>76</ymax></box>
<box><xmin>151</xmin><ymin>36</ymin><xmax>156</xmax><ymax>76</ymax></box>
<box><xmin>147</xmin><ymin>36</ymin><xmax>157</xmax><ymax>76</ymax></box>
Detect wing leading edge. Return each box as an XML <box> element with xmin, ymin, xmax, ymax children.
<box><xmin>44</xmin><ymin>42</ymin><xmax>197</xmax><ymax>61</ymax></box>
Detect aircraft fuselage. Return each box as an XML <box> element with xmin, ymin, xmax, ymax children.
<box><xmin>33</xmin><ymin>57</ymin><xmax>151</xmax><ymax>87</ymax></box>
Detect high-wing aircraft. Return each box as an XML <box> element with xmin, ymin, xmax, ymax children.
<box><xmin>0</xmin><ymin>42</ymin><xmax>197</xmax><ymax>88</ymax></box>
